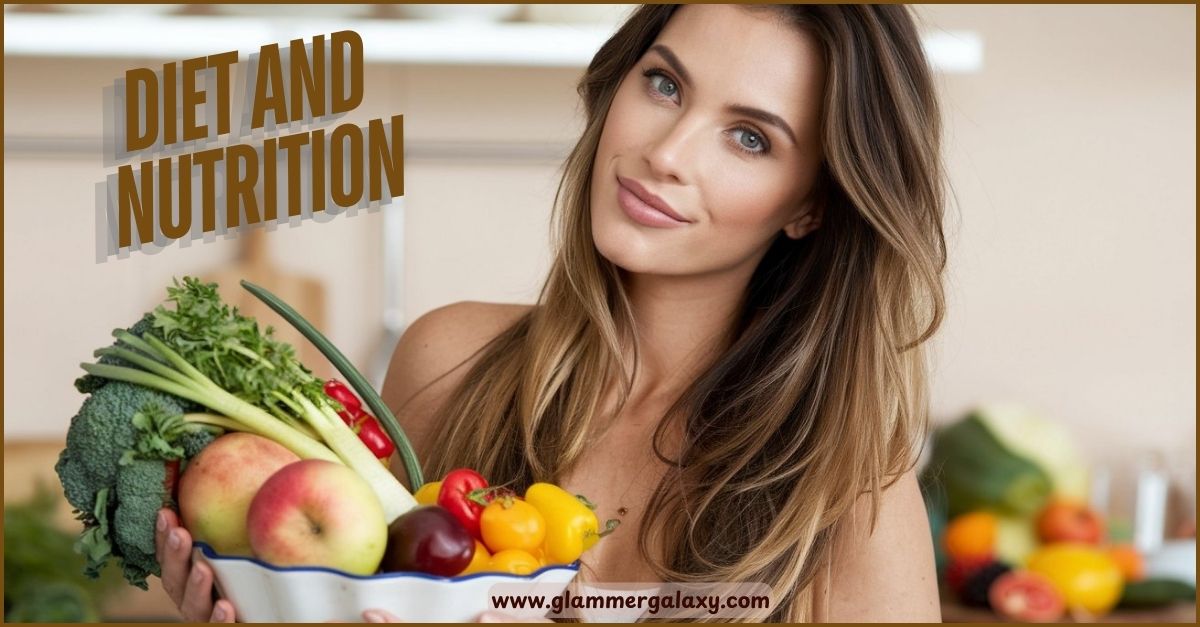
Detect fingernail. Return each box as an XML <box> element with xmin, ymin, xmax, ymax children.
<box><xmin>478</xmin><ymin>611</ymin><xmax>504</xmax><ymax>623</ymax></box>
<box><xmin>191</xmin><ymin>566</ymin><xmax>205</xmax><ymax>583</ymax></box>
<box><xmin>212</xmin><ymin>605</ymin><xmax>226</xmax><ymax>622</ymax></box>
<box><xmin>157</xmin><ymin>511</ymin><xmax>167</xmax><ymax>532</ymax></box>
<box><xmin>363</xmin><ymin>611</ymin><xmax>386</xmax><ymax>623</ymax></box>
<box><xmin>168</xmin><ymin>529</ymin><xmax>182</xmax><ymax>550</ymax></box>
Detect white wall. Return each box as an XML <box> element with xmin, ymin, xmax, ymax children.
<box><xmin>916</xmin><ymin>4</ymin><xmax>1195</xmax><ymax>490</ymax></box>
<box><xmin>4</xmin><ymin>6</ymin><xmax>1195</xmax><ymax>498</ymax></box>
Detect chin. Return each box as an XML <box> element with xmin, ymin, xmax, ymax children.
<box><xmin>588</xmin><ymin>180</ymin><xmax>693</xmax><ymax>276</ymax></box>
<box><xmin>592</xmin><ymin>223</ymin><xmax>699</xmax><ymax>276</ymax></box>
<box><xmin>590</xmin><ymin>204</ymin><xmax>655</xmax><ymax>273</ymax></box>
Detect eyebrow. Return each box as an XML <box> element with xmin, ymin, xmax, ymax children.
<box><xmin>648</xmin><ymin>44</ymin><xmax>799</xmax><ymax>147</ymax></box>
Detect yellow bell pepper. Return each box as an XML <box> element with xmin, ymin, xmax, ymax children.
<box><xmin>524</xmin><ymin>483</ymin><xmax>618</xmax><ymax>565</ymax></box>
<box><xmin>1027</xmin><ymin>543</ymin><xmax>1124</xmax><ymax>616</ymax></box>
<box><xmin>414</xmin><ymin>481</ymin><xmax>442</xmax><ymax>506</ymax></box>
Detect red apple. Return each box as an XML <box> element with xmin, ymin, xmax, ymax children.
<box><xmin>178</xmin><ymin>433</ymin><xmax>300</xmax><ymax>556</ymax></box>
<box><xmin>1037</xmin><ymin>500</ymin><xmax>1105</xmax><ymax>545</ymax></box>
<box><xmin>246</xmin><ymin>459</ymin><xmax>388</xmax><ymax>575</ymax></box>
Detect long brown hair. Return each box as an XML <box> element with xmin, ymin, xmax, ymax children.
<box><xmin>419</xmin><ymin>5</ymin><xmax>946</xmax><ymax>621</ymax></box>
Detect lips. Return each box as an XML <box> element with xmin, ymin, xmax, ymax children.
<box><xmin>615</xmin><ymin>176</ymin><xmax>691</xmax><ymax>229</ymax></box>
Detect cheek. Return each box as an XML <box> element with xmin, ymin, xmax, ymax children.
<box><xmin>596</xmin><ymin>84</ymin><xmax>650</xmax><ymax>164</ymax></box>
<box><xmin>706</xmin><ymin>172</ymin><xmax>798</xmax><ymax>236</ymax></box>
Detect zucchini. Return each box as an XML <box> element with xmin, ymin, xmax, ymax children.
<box><xmin>921</xmin><ymin>415</ymin><xmax>1052</xmax><ymax>518</ymax></box>
<box><xmin>1119</xmin><ymin>578</ymin><xmax>1196</xmax><ymax>609</ymax></box>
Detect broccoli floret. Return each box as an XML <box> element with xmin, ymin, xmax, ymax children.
<box><xmin>56</xmin><ymin>379</ymin><xmax>216</xmax><ymax>589</ymax></box>
<box><xmin>54</xmin><ymin>449</ymin><xmax>97</xmax><ymax>517</ymax></box>
<box><xmin>74</xmin><ymin>315</ymin><xmax>156</xmax><ymax>394</ymax></box>
<box><xmin>178</xmin><ymin>428</ymin><xmax>218</xmax><ymax>459</ymax></box>
<box><xmin>114</xmin><ymin>461</ymin><xmax>168</xmax><ymax>558</ymax></box>
<box><xmin>113</xmin><ymin>460</ymin><xmax>171</xmax><ymax>587</ymax></box>
<box><xmin>62</xmin><ymin>382</ymin><xmax>189</xmax><ymax>490</ymax></box>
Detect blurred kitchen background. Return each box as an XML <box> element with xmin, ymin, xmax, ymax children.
<box><xmin>3</xmin><ymin>3</ymin><xmax>1195</xmax><ymax>622</ymax></box>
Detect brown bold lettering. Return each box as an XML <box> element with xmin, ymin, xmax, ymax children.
<box><xmin>330</xmin><ymin>30</ymin><xmax>363</xmax><ymax>114</ymax></box>
<box><xmin>181</xmin><ymin>56</ymin><xmax>208</xmax><ymax>141</ymax></box>
<box><xmin>290</xmin><ymin>35</ymin><xmax>325</xmax><ymax>121</ymax></box>
<box><xmin>330</xmin><ymin>123</ymin><xmax>362</xmax><ymax>207</ymax></box>
<box><xmin>226</xmin><ymin>144</ymin><xmax>260</xmax><ymax>228</ymax></box>
<box><xmin>125</xmin><ymin>68</ymin><xmax>158</xmax><ymax>152</ymax></box>
<box><xmin>208</xmin><ymin>50</ymin><xmax>239</xmax><ymax>136</ymax></box>
<box><xmin>117</xmin><ymin>161</ymin><xmax>155</xmax><ymax>248</ymax></box>
<box><xmin>252</xmin><ymin>44</ymin><xmax>287</xmax><ymax>130</ymax></box>
<box><xmin>368</xmin><ymin>115</ymin><xmax>404</xmax><ymax>202</ymax></box>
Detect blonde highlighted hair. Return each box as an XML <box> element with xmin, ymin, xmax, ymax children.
<box><xmin>420</xmin><ymin>5</ymin><xmax>946</xmax><ymax>621</ymax></box>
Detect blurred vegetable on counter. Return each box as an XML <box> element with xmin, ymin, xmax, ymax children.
<box><xmin>973</xmin><ymin>404</ymin><xmax>1090</xmax><ymax>501</ymax></box>
<box><xmin>923</xmin><ymin>406</ymin><xmax>1196</xmax><ymax>622</ymax></box>
<box><xmin>1118</xmin><ymin>577</ymin><xmax>1196</xmax><ymax>609</ymax></box>
<box><xmin>922</xmin><ymin>412</ymin><xmax>1053</xmax><ymax>518</ymax></box>
<box><xmin>1026</xmin><ymin>543</ymin><xmax>1124</xmax><ymax>617</ymax></box>
<box><xmin>4</xmin><ymin>485</ymin><xmax>124</xmax><ymax>622</ymax></box>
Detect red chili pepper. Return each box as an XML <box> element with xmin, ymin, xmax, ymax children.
<box><xmin>164</xmin><ymin>459</ymin><xmax>181</xmax><ymax>503</ymax></box>
<box><xmin>437</xmin><ymin>468</ymin><xmax>490</xmax><ymax>539</ymax></box>
<box><xmin>336</xmin><ymin>403</ymin><xmax>366</xmax><ymax>427</ymax></box>
<box><xmin>323</xmin><ymin>379</ymin><xmax>362</xmax><ymax>413</ymax></box>
<box><xmin>355</xmin><ymin>415</ymin><xmax>395</xmax><ymax>459</ymax></box>
<box><xmin>324</xmin><ymin>380</ymin><xmax>394</xmax><ymax>461</ymax></box>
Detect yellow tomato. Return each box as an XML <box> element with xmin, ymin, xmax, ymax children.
<box><xmin>1107</xmin><ymin>544</ymin><xmax>1146</xmax><ymax>582</ymax></box>
<box><xmin>457</xmin><ymin>540</ymin><xmax>492</xmax><ymax>576</ymax></box>
<box><xmin>414</xmin><ymin>481</ymin><xmax>442</xmax><ymax>506</ymax></box>
<box><xmin>481</xmin><ymin>498</ymin><xmax>546</xmax><ymax>553</ymax></box>
<box><xmin>1027</xmin><ymin>543</ymin><xmax>1124</xmax><ymax>616</ymax></box>
<box><xmin>943</xmin><ymin>511</ymin><xmax>997</xmax><ymax>562</ymax></box>
<box><xmin>529</xmin><ymin>545</ymin><xmax>547</xmax><ymax>567</ymax></box>
<box><xmin>489</xmin><ymin>549</ymin><xmax>541</xmax><ymax>576</ymax></box>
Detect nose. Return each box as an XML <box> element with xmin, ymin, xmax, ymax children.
<box><xmin>644</xmin><ymin>116</ymin><xmax>697</xmax><ymax>184</ymax></box>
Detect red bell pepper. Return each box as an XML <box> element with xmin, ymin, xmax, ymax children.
<box><xmin>437</xmin><ymin>468</ymin><xmax>490</xmax><ymax>539</ymax></box>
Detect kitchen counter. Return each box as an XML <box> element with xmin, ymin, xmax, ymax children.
<box><xmin>942</xmin><ymin>599</ymin><xmax>1196</xmax><ymax>623</ymax></box>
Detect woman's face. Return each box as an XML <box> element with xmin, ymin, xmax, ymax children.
<box><xmin>591</xmin><ymin>5</ymin><xmax>826</xmax><ymax>277</ymax></box>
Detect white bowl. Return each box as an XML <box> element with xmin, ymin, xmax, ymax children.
<box><xmin>1145</xmin><ymin>539</ymin><xmax>1197</xmax><ymax>586</ymax></box>
<box><xmin>193</xmin><ymin>542</ymin><xmax>580</xmax><ymax>622</ymax></box>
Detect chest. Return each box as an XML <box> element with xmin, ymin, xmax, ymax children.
<box><xmin>554</xmin><ymin>413</ymin><xmax>681</xmax><ymax>584</ymax></box>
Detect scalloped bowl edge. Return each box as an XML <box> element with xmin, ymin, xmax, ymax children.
<box><xmin>193</xmin><ymin>542</ymin><xmax>580</xmax><ymax>622</ymax></box>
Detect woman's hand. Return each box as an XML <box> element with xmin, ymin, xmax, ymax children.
<box><xmin>154</xmin><ymin>508</ymin><xmax>237</xmax><ymax>623</ymax></box>
<box><xmin>360</xmin><ymin>609</ymin><xmax>551</xmax><ymax>622</ymax></box>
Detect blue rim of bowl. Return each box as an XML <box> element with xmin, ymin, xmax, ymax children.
<box><xmin>193</xmin><ymin>542</ymin><xmax>580</xmax><ymax>582</ymax></box>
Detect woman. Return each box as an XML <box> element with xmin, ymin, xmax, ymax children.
<box><xmin>156</xmin><ymin>4</ymin><xmax>946</xmax><ymax>621</ymax></box>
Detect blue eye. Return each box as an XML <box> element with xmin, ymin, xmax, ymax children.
<box><xmin>730</xmin><ymin>127</ymin><xmax>769</xmax><ymax>156</ymax></box>
<box><xmin>642</xmin><ymin>68</ymin><xmax>679</xmax><ymax>101</ymax></box>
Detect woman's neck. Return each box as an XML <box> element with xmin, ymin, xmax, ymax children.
<box><xmin>619</xmin><ymin>265</ymin><xmax>752</xmax><ymax>404</ymax></box>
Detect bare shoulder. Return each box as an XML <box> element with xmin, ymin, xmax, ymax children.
<box><xmin>380</xmin><ymin>301</ymin><xmax>532</xmax><ymax>466</ymax></box>
<box><xmin>819</xmin><ymin>469</ymin><xmax>941</xmax><ymax>622</ymax></box>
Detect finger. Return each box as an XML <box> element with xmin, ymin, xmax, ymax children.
<box><xmin>363</xmin><ymin>609</ymin><xmax>402</xmax><ymax>623</ymax></box>
<box><xmin>211</xmin><ymin>599</ymin><xmax>236</xmax><ymax>623</ymax></box>
<box><xmin>159</xmin><ymin>523</ymin><xmax>193</xmax><ymax>607</ymax></box>
<box><xmin>179</xmin><ymin>561</ymin><xmax>216</xmax><ymax>621</ymax></box>
<box><xmin>154</xmin><ymin>508</ymin><xmax>181</xmax><ymax>566</ymax></box>
<box><xmin>154</xmin><ymin>508</ymin><xmax>170</xmax><ymax>564</ymax></box>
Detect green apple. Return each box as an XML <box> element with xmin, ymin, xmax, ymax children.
<box><xmin>178</xmin><ymin>432</ymin><xmax>300</xmax><ymax>556</ymax></box>
<box><xmin>246</xmin><ymin>459</ymin><xmax>388</xmax><ymax>575</ymax></box>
